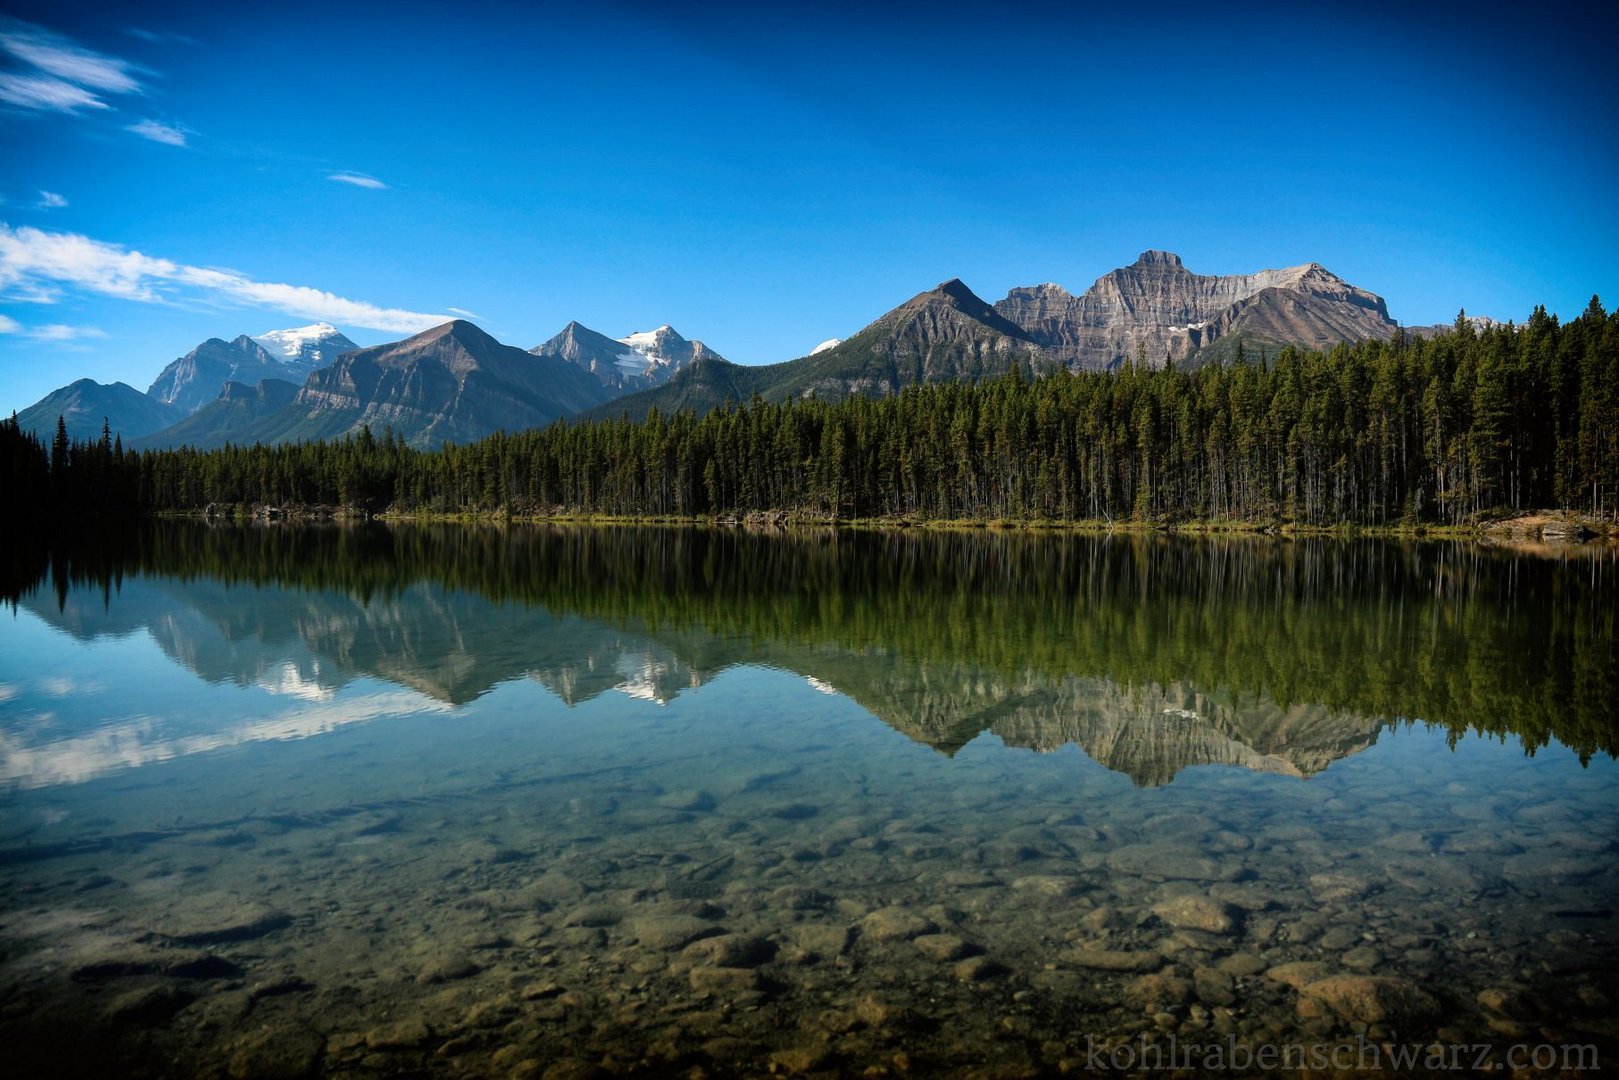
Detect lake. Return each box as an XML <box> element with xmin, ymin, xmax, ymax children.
<box><xmin>1</xmin><ymin>524</ymin><xmax>1615</xmax><ymax>1077</ymax></box>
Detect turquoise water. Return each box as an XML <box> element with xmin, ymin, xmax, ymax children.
<box><xmin>1</xmin><ymin>525</ymin><xmax>1615</xmax><ymax>1077</ymax></box>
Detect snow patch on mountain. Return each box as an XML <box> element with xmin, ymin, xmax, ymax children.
<box><xmin>619</xmin><ymin>326</ymin><xmax>674</xmax><ymax>351</ymax></box>
<box><xmin>811</xmin><ymin>338</ymin><xmax>841</xmax><ymax>355</ymax></box>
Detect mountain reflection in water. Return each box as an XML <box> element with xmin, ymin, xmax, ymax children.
<box><xmin>4</xmin><ymin>522</ymin><xmax>1613</xmax><ymax>790</ymax></box>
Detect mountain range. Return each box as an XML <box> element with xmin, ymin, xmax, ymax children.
<box><xmin>15</xmin><ymin>252</ymin><xmax>1412</xmax><ymax>450</ymax></box>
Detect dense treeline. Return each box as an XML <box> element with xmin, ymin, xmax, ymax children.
<box><xmin>6</xmin><ymin>523</ymin><xmax>1615</xmax><ymax>761</ymax></box>
<box><xmin>6</xmin><ymin>301</ymin><xmax>1617</xmax><ymax>525</ymax></box>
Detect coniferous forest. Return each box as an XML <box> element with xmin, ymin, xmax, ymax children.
<box><xmin>6</xmin><ymin>302</ymin><xmax>1617</xmax><ymax>527</ymax></box>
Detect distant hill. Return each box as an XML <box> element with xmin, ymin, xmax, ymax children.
<box><xmin>16</xmin><ymin>379</ymin><xmax>182</xmax><ymax>444</ymax></box>
<box><xmin>1406</xmin><ymin>313</ymin><xmax>1506</xmax><ymax>339</ymax></box>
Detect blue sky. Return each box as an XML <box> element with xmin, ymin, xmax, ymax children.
<box><xmin>1</xmin><ymin>0</ymin><xmax>1615</xmax><ymax>412</ymax></box>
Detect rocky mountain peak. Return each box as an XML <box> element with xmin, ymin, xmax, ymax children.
<box><xmin>996</xmin><ymin>253</ymin><xmax>1397</xmax><ymax>370</ymax></box>
<box><xmin>532</xmin><ymin>320</ymin><xmax>719</xmax><ymax>394</ymax></box>
<box><xmin>404</xmin><ymin>320</ymin><xmax>500</xmax><ymax>354</ymax></box>
<box><xmin>893</xmin><ymin>278</ymin><xmax>1032</xmax><ymax>343</ymax></box>
<box><xmin>930</xmin><ymin>278</ymin><xmax>977</xmax><ymax>302</ymax></box>
<box><xmin>1133</xmin><ymin>250</ymin><xmax>1184</xmax><ymax>268</ymax></box>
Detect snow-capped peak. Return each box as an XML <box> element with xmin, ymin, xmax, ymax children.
<box><xmin>254</xmin><ymin>323</ymin><xmax>340</xmax><ymax>356</ymax></box>
<box><xmin>251</xmin><ymin>323</ymin><xmax>358</xmax><ymax>369</ymax></box>
<box><xmin>810</xmin><ymin>338</ymin><xmax>841</xmax><ymax>355</ymax></box>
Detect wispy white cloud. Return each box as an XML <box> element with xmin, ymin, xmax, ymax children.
<box><xmin>0</xmin><ymin>314</ymin><xmax>19</xmax><ymax>333</ymax></box>
<box><xmin>446</xmin><ymin>306</ymin><xmax>481</xmax><ymax>319</ymax></box>
<box><xmin>0</xmin><ymin>224</ymin><xmax>451</xmax><ymax>334</ymax></box>
<box><xmin>329</xmin><ymin>172</ymin><xmax>387</xmax><ymax>190</ymax></box>
<box><xmin>36</xmin><ymin>190</ymin><xmax>67</xmax><ymax>209</ymax></box>
<box><xmin>126</xmin><ymin>118</ymin><xmax>187</xmax><ymax>146</ymax></box>
<box><xmin>0</xmin><ymin>23</ymin><xmax>141</xmax><ymax>94</ymax></box>
<box><xmin>125</xmin><ymin>27</ymin><xmax>199</xmax><ymax>47</ymax></box>
<box><xmin>28</xmin><ymin>322</ymin><xmax>106</xmax><ymax>341</ymax></box>
<box><xmin>0</xmin><ymin>71</ymin><xmax>108</xmax><ymax>112</ymax></box>
<box><xmin>0</xmin><ymin>20</ymin><xmax>192</xmax><ymax>148</ymax></box>
<box><xmin>0</xmin><ymin>20</ymin><xmax>146</xmax><ymax>116</ymax></box>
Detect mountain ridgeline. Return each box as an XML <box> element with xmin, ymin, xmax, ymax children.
<box><xmin>15</xmin><ymin>252</ymin><xmax>1413</xmax><ymax>452</ymax></box>
<box><xmin>591</xmin><ymin>253</ymin><xmax>1398</xmax><ymax>422</ymax></box>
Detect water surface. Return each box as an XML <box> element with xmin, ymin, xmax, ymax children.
<box><xmin>1</xmin><ymin>525</ymin><xmax>1615</xmax><ymax>1077</ymax></box>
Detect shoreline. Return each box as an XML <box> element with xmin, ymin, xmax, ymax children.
<box><xmin>163</xmin><ymin>506</ymin><xmax>1619</xmax><ymax>544</ymax></box>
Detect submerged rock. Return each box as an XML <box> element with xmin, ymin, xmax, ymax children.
<box><xmin>1298</xmin><ymin>975</ymin><xmax>1438</xmax><ymax>1025</ymax></box>
<box><xmin>859</xmin><ymin>907</ymin><xmax>938</xmax><ymax>942</ymax></box>
<box><xmin>1126</xmin><ymin>973</ymin><xmax>1194</xmax><ymax>1007</ymax></box>
<box><xmin>106</xmin><ymin>984</ymin><xmax>194</xmax><ymax>1024</ymax></box>
<box><xmin>1106</xmin><ymin>846</ymin><xmax>1241</xmax><ymax>882</ymax></box>
<box><xmin>1264</xmin><ymin>961</ymin><xmax>1331</xmax><ymax>990</ymax></box>
<box><xmin>154</xmin><ymin>892</ymin><xmax>292</xmax><ymax>944</ymax></box>
<box><xmin>416</xmin><ymin>952</ymin><xmax>480</xmax><ymax>984</ymax></box>
<box><xmin>952</xmin><ymin>955</ymin><xmax>1005</xmax><ymax>982</ymax></box>
<box><xmin>656</xmin><ymin>789</ymin><xmax>716</xmax><ymax>812</ymax></box>
<box><xmin>1151</xmin><ymin>895</ymin><xmax>1242</xmax><ymax>935</ymax></box>
<box><xmin>365</xmin><ymin>1019</ymin><xmax>433</xmax><ymax>1049</ymax></box>
<box><xmin>913</xmin><ymin>933</ymin><xmax>972</xmax><ymax>961</ymax></box>
<box><xmin>1065</xmin><ymin>948</ymin><xmax>1165</xmax><ymax>972</ymax></box>
<box><xmin>684</xmin><ymin>933</ymin><xmax>775</xmax><ymax>967</ymax></box>
<box><xmin>630</xmin><ymin>914</ymin><xmax>722</xmax><ymax>950</ymax></box>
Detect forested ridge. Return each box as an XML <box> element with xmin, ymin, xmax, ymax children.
<box><xmin>6</xmin><ymin>301</ymin><xmax>1617</xmax><ymax>526</ymax></box>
